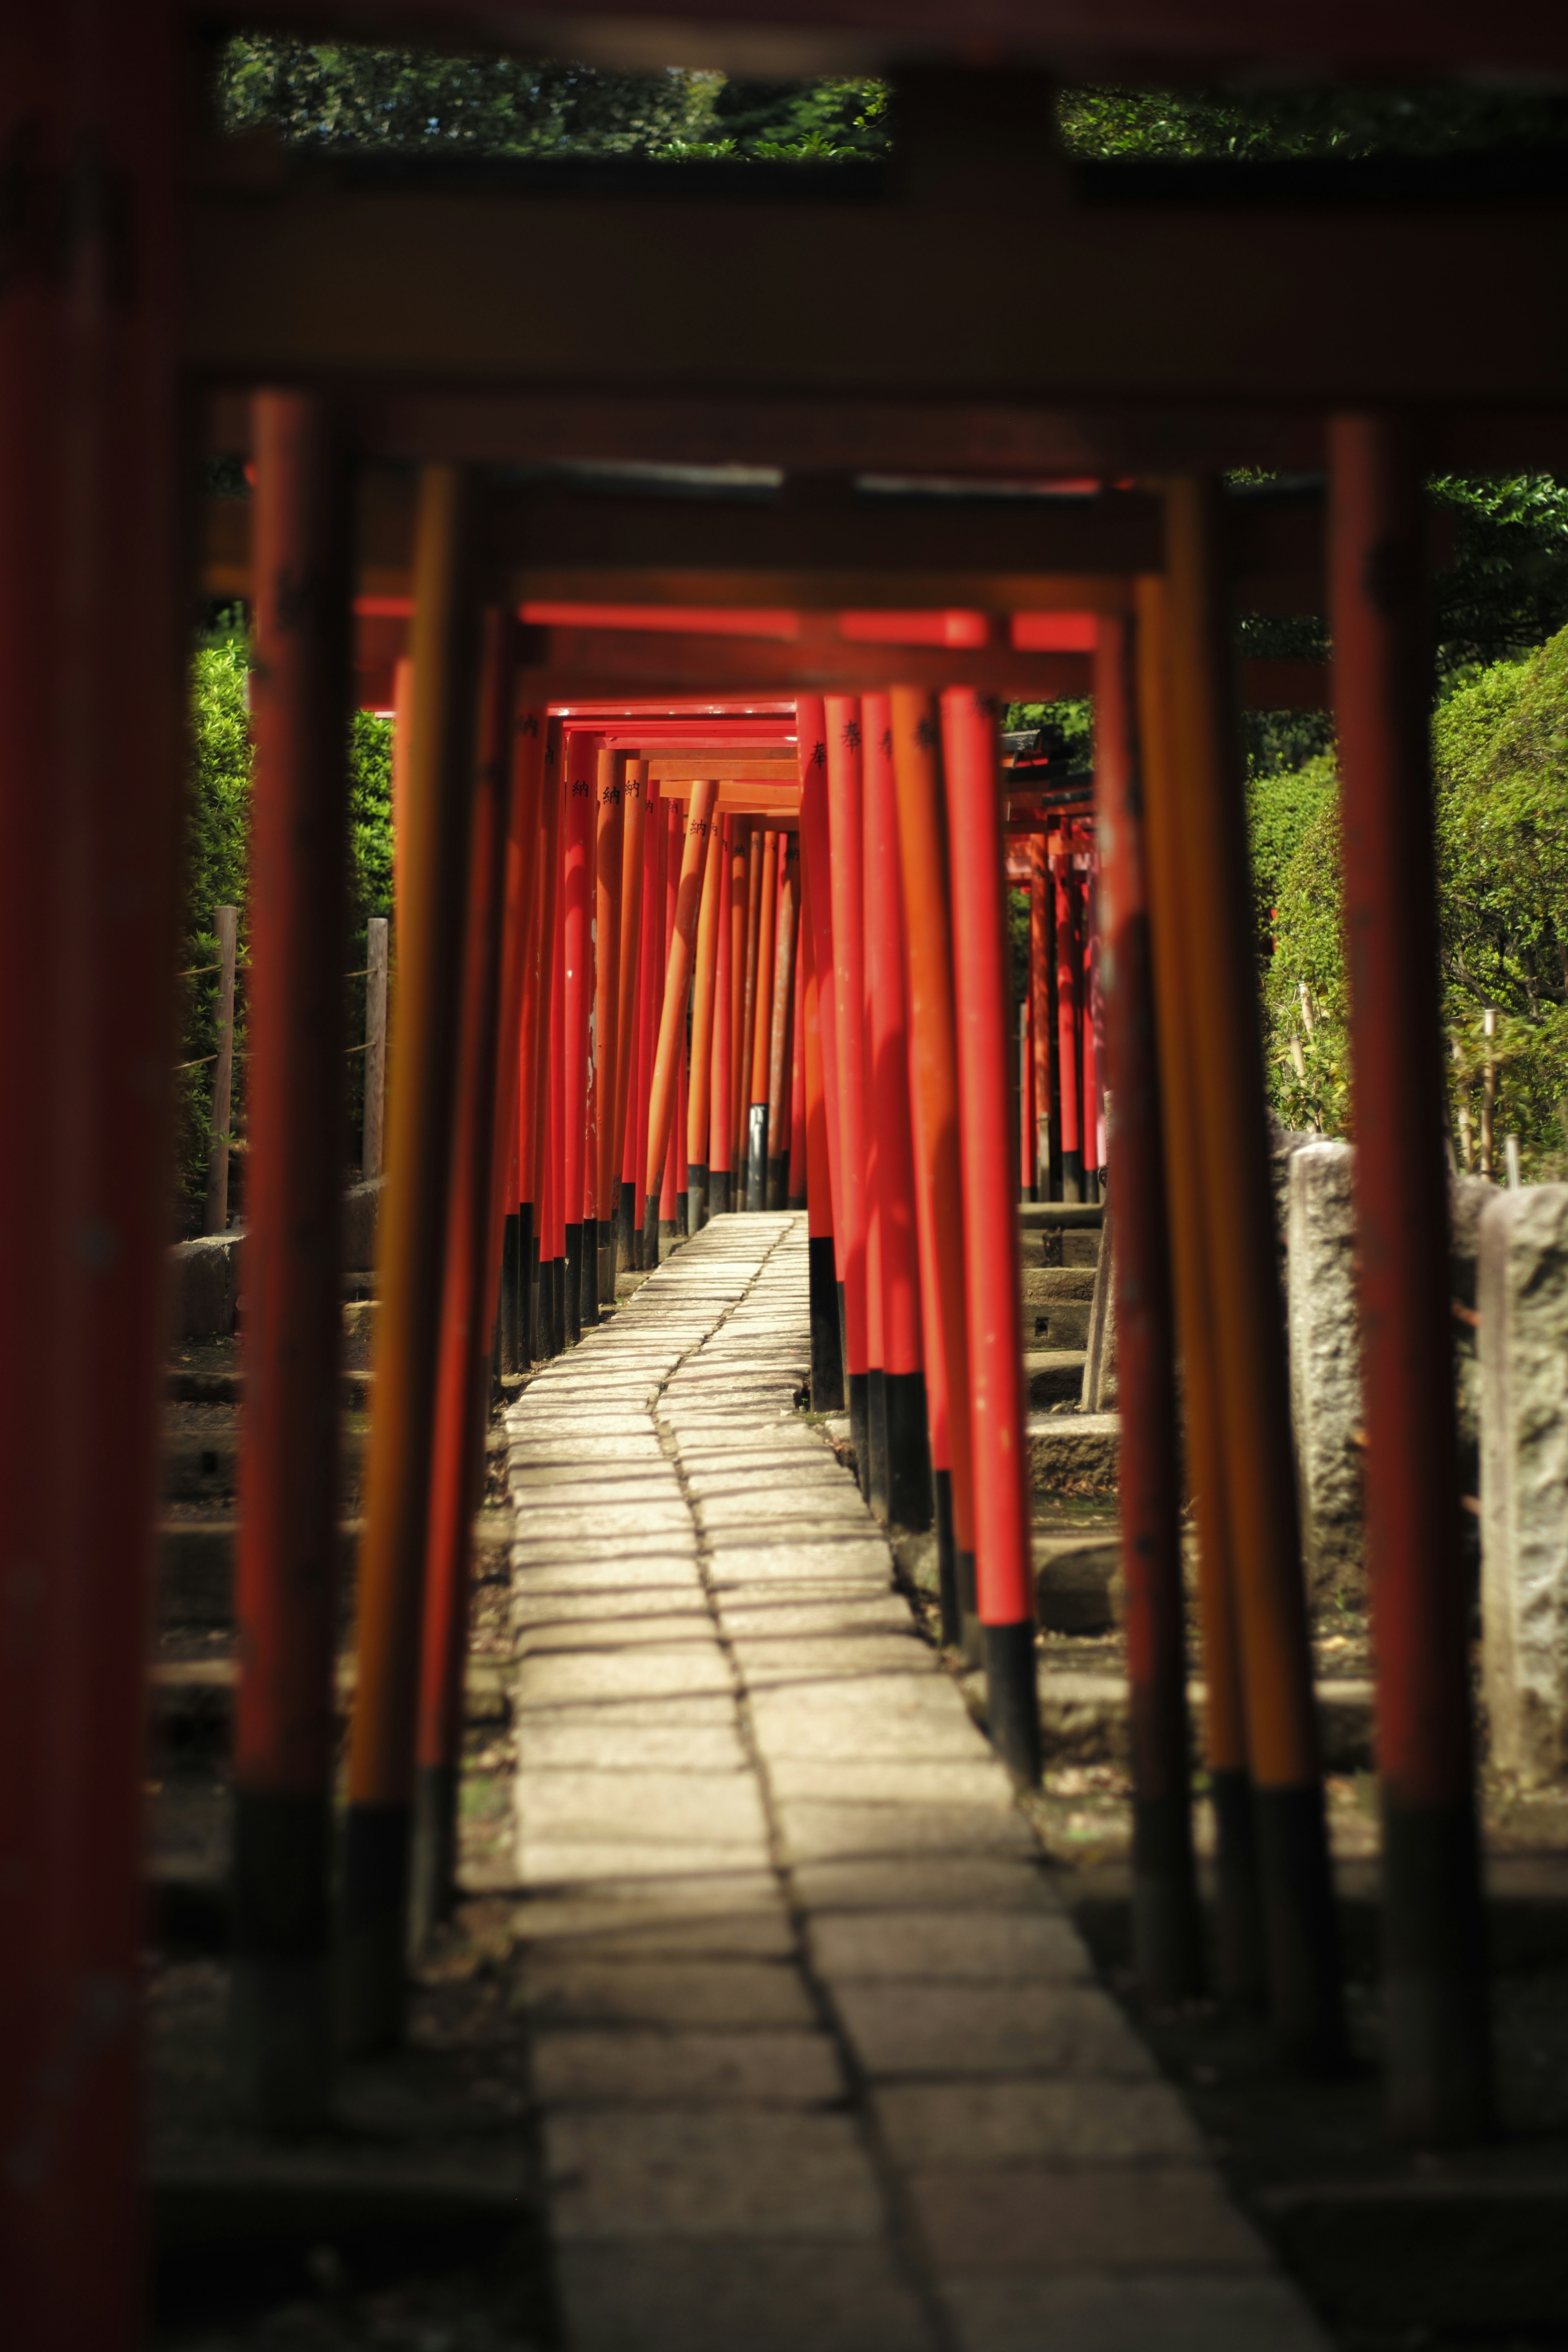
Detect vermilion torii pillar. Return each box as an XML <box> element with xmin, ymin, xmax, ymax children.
<box><xmin>232</xmin><ymin>389</ymin><xmax>352</xmax><ymax>2129</ymax></box>
<box><xmin>343</xmin><ymin>466</ymin><xmax>483</xmax><ymax>2055</ymax></box>
<box><xmin>1157</xmin><ymin>477</ymin><xmax>1343</xmax><ymax>2069</ymax></box>
<box><xmin>943</xmin><ymin>688</ymin><xmax>1040</xmax><ymax>1780</ymax></box>
<box><xmin>826</xmin><ymin>696</ymin><xmax>873</xmax><ymax>1494</ymax></box>
<box><xmin>1330</xmin><ymin>415</ymin><xmax>1489</xmax><ymax>2140</ymax></box>
<box><xmin>414</xmin><ymin>608</ymin><xmax>519</xmax><ymax>1943</ymax></box>
<box><xmin>1095</xmin><ymin>613</ymin><xmax>1203</xmax><ymax>2002</ymax></box>
<box><xmin>864</xmin><ymin>694</ymin><xmax>932</xmax><ymax>1531</ymax></box>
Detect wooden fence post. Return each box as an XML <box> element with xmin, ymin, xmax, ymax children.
<box><xmin>204</xmin><ymin>903</ymin><xmax>238</xmax><ymax>1233</ymax></box>
<box><xmin>364</xmin><ymin>914</ymin><xmax>388</xmax><ymax>1178</ymax></box>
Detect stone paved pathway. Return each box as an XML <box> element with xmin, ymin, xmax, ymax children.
<box><xmin>503</xmin><ymin>1214</ymin><xmax>1328</xmax><ymax>2352</ymax></box>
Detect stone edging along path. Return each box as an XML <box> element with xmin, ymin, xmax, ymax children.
<box><xmin>503</xmin><ymin>1213</ymin><xmax>1327</xmax><ymax>2352</ymax></box>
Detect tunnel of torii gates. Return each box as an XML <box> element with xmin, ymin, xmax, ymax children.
<box><xmin>23</xmin><ymin>8</ymin><xmax>1568</xmax><ymax>2324</ymax></box>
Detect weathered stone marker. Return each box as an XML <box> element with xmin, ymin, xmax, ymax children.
<box><xmin>1287</xmin><ymin>1141</ymin><xmax>1363</xmax><ymax>1607</ymax></box>
<box><xmin>1480</xmin><ymin>1184</ymin><xmax>1568</xmax><ymax>1781</ymax></box>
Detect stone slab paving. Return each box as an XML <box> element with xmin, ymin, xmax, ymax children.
<box><xmin>505</xmin><ymin>1215</ymin><xmax>1329</xmax><ymax>2352</ymax></box>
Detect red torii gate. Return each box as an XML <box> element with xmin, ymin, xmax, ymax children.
<box><xmin>4</xmin><ymin>6</ymin><xmax>1539</xmax><ymax>2333</ymax></box>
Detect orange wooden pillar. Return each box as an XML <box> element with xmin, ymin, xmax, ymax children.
<box><xmin>1156</xmin><ymin>477</ymin><xmax>1343</xmax><ymax>2067</ymax></box>
<box><xmin>515</xmin><ymin>721</ymin><xmax>553</xmax><ymax>1361</ymax></box>
<box><xmin>942</xmin><ymin>688</ymin><xmax>1039</xmax><ymax>1782</ymax></box>
<box><xmin>786</xmin><ymin>865</ymin><xmax>808</xmax><ymax>1210</ymax></box>
<box><xmin>729</xmin><ymin>817</ymin><xmax>752</xmax><ymax>1178</ymax></box>
<box><xmin>710</xmin><ymin>815</ymin><xmax>737</xmax><ymax>1215</ymax></box>
<box><xmin>892</xmin><ymin>690</ymin><xmax>980</xmax><ymax>1656</ymax></box>
<box><xmin>686</xmin><ymin>797</ymin><xmax>723</xmax><ymax>1228</ymax></box>
<box><xmin>231</xmin><ymin>391</ymin><xmax>352</xmax><ymax>2129</ymax></box>
<box><xmin>1330</xmin><ymin>416</ymin><xmax>1488</xmax><ymax>2138</ymax></box>
<box><xmin>766</xmin><ymin>851</ymin><xmax>798</xmax><ymax>1209</ymax></box>
<box><xmin>561</xmin><ymin>732</ymin><xmax>595</xmax><ymax>1341</ymax></box>
<box><xmin>865</xmin><ymin>695</ymin><xmax>931</xmax><ymax>1530</ymax></box>
<box><xmin>797</xmin><ymin>697</ymin><xmax>847</xmax><ymax>1408</ymax></box>
<box><xmin>592</xmin><ymin>747</ymin><xmax>625</xmax><ymax>1305</ymax></box>
<box><xmin>343</xmin><ymin>465</ymin><xmax>483</xmax><ymax>2053</ymax></box>
<box><xmin>1096</xmin><ymin>614</ymin><xmax>1203</xmax><ymax>2000</ymax></box>
<box><xmin>736</xmin><ymin>824</ymin><xmax>764</xmax><ymax>1172</ymax></box>
<box><xmin>746</xmin><ymin>830</ymin><xmax>781</xmax><ymax>1208</ymax></box>
<box><xmin>825</xmin><ymin>697</ymin><xmax>873</xmax><ymax>1493</ymax></box>
<box><xmin>412</xmin><ymin>609</ymin><xmax>519</xmax><ymax>1942</ymax></box>
<box><xmin>1052</xmin><ymin>837</ymin><xmax>1083</xmax><ymax>1201</ymax></box>
<box><xmin>1028</xmin><ymin>831</ymin><xmax>1054</xmax><ymax>1198</ymax></box>
<box><xmin>630</xmin><ymin>785</ymin><xmax>662</xmax><ymax>1267</ymax></box>
<box><xmin>545</xmin><ymin>840</ymin><xmax>568</xmax><ymax>1354</ymax></box>
<box><xmin>615</xmin><ymin>760</ymin><xmax>650</xmax><ymax>1272</ymax></box>
<box><xmin>488</xmin><ymin>709</ymin><xmax>543</xmax><ymax>1375</ymax></box>
<box><xmin>1134</xmin><ymin>581</ymin><xmax>1261</xmax><ymax>2000</ymax></box>
<box><xmin>533</xmin><ymin>728</ymin><xmax>566</xmax><ymax>1357</ymax></box>
<box><xmin>644</xmin><ymin>783</ymin><xmax>719</xmax><ymax>1258</ymax></box>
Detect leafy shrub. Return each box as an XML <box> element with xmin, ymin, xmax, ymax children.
<box><xmin>1261</xmin><ymin>630</ymin><xmax>1568</xmax><ymax>1175</ymax></box>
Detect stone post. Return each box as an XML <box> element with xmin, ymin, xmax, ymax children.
<box><xmin>1287</xmin><ymin>1140</ymin><xmax>1364</xmax><ymax>1606</ymax></box>
<box><xmin>1480</xmin><ymin>1184</ymin><xmax>1568</xmax><ymax>1781</ymax></box>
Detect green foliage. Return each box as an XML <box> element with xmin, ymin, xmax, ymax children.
<box><xmin>1261</xmin><ymin>631</ymin><xmax>1568</xmax><ymax>1175</ymax></box>
<box><xmin>1056</xmin><ymin>84</ymin><xmax>1568</xmax><ymax>162</ymax></box>
<box><xmin>217</xmin><ymin>38</ymin><xmax>889</xmax><ymax>167</ymax></box>
<box><xmin>219</xmin><ymin>36</ymin><xmax>717</xmax><ymax>156</ymax></box>
<box><xmin>179</xmin><ymin>634</ymin><xmax>253</xmax><ymax>1230</ymax></box>
<box><xmin>1248</xmin><ymin>753</ymin><xmax>1337</xmax><ymax>960</ymax></box>
<box><xmin>177</xmin><ymin>631</ymin><xmax>396</xmax><ymax>1225</ymax></box>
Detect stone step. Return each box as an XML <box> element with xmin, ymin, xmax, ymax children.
<box><xmin>148</xmin><ymin>1649</ymin><xmax>510</xmax><ymax>1726</ymax></box>
<box><xmin>167</xmin><ymin>1357</ymin><xmax>374</xmax><ymax>1409</ymax></box>
<box><xmin>966</xmin><ymin>1664</ymin><xmax>1374</xmax><ymax>1771</ymax></box>
<box><xmin>157</xmin><ymin>1506</ymin><xmax>514</xmax><ymax>1625</ymax></box>
<box><xmin>1033</xmin><ymin>1534</ymin><xmax>1120</xmax><ymax>1634</ymax></box>
<box><xmin>1024</xmin><ymin>1349</ymin><xmax>1085</xmax><ymax>1408</ymax></box>
<box><xmin>161</xmin><ymin>1416</ymin><xmax>370</xmax><ymax>1504</ymax></box>
<box><xmin>1021</xmin><ymin>1267</ymin><xmax>1098</xmax><ymax>1303</ymax></box>
<box><xmin>1019</xmin><ymin>1228</ymin><xmax>1102</xmax><ymax>1270</ymax></box>
<box><xmin>1028</xmin><ymin>1409</ymin><xmax>1120</xmax><ymax>1494</ymax></box>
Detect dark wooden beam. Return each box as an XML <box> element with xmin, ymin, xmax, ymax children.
<box><xmin>188</xmin><ymin>172</ymin><xmax>1568</xmax><ymax>453</ymax></box>
<box><xmin>203</xmin><ymin>0</ymin><xmax>1568</xmax><ymax>80</ymax></box>
<box><xmin>206</xmin><ymin>476</ymin><xmax>1347</xmax><ymax>613</ymax></box>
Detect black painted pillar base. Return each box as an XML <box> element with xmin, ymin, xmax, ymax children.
<box><xmin>885</xmin><ymin>1368</ymin><xmax>933</xmax><ymax>1530</ymax></box>
<box><xmin>546</xmin><ymin>1256</ymin><xmax>566</xmax><ymax>1357</ymax></box>
<box><xmin>564</xmin><ymin>1225</ymin><xmax>582</xmax><ymax>1344</ymax></box>
<box><xmin>338</xmin><ymin>1800</ymin><xmax>411</xmax><ymax>2058</ymax></box>
<box><xmin>933</xmin><ymin>1467</ymin><xmax>961</xmax><ymax>1646</ymax></box>
<box><xmin>847</xmin><ymin>1370</ymin><xmax>871</xmax><ymax>1501</ymax></box>
<box><xmin>766</xmin><ymin>1155</ymin><xmax>788</xmax><ymax>1210</ymax></box>
<box><xmin>229</xmin><ymin>1788</ymin><xmax>332</xmax><ymax>2130</ymax></box>
<box><xmin>642</xmin><ymin>1192</ymin><xmax>661</xmax><ymax>1272</ymax></box>
<box><xmin>524</xmin><ymin>1224</ymin><xmax>539</xmax><ymax>1363</ymax></box>
<box><xmin>617</xmin><ymin>1178</ymin><xmax>637</xmax><ymax>1273</ymax></box>
<box><xmin>410</xmin><ymin>1759</ymin><xmax>458</xmax><ymax>1950</ymax></box>
<box><xmin>1382</xmin><ymin>1796</ymin><xmax>1490</xmax><ymax>2142</ymax></box>
<box><xmin>1211</xmin><ymin>1767</ymin><xmax>1266</xmax><ymax>2007</ymax></box>
<box><xmin>710</xmin><ymin>1168</ymin><xmax>732</xmax><ymax>1216</ymax></box>
<box><xmin>1254</xmin><ymin>1782</ymin><xmax>1349</xmax><ymax>2074</ymax></box>
<box><xmin>746</xmin><ymin>1104</ymin><xmax>767</xmax><ymax>1210</ymax></box>
<box><xmin>1060</xmin><ymin>1147</ymin><xmax>1085</xmax><ymax>1205</ymax></box>
<box><xmin>580</xmin><ymin>1217</ymin><xmax>601</xmax><ymax>1327</ymax></box>
<box><xmin>688</xmin><ymin>1163</ymin><xmax>708</xmax><ymax>1232</ymax></box>
<box><xmin>1133</xmin><ymin>1791</ymin><xmax>1205</xmax><ymax>2004</ymax></box>
<box><xmin>787</xmin><ymin>1188</ymin><xmax>807</xmax><ymax>1212</ymax></box>
<box><xmin>499</xmin><ymin>1211</ymin><xmax>521</xmax><ymax>1375</ymax></box>
<box><xmin>676</xmin><ymin>1187</ymin><xmax>688</xmax><ymax>1236</ymax></box>
<box><xmin>983</xmin><ymin>1619</ymin><xmax>1041</xmax><ymax>1786</ymax></box>
<box><xmin>808</xmin><ymin>1235</ymin><xmax>844</xmax><ymax>1410</ymax></box>
<box><xmin>959</xmin><ymin>1548</ymin><xmax>982</xmax><ymax>1666</ymax></box>
<box><xmin>866</xmin><ymin>1366</ymin><xmax>891</xmax><ymax>1518</ymax></box>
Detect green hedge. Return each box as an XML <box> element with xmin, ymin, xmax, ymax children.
<box><xmin>1263</xmin><ymin>630</ymin><xmax>1568</xmax><ymax>1177</ymax></box>
<box><xmin>177</xmin><ymin>635</ymin><xmax>393</xmax><ymax>1233</ymax></box>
